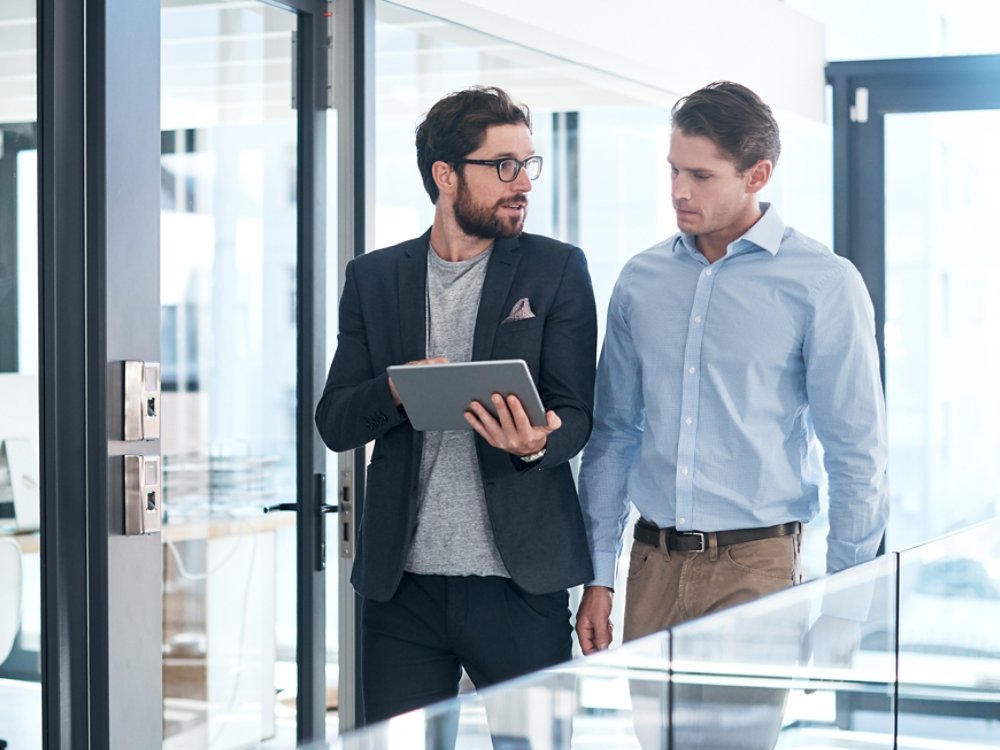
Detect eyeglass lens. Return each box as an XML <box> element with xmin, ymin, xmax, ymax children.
<box><xmin>499</xmin><ymin>157</ymin><xmax>542</xmax><ymax>182</ymax></box>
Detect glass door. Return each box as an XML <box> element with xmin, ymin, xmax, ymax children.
<box><xmin>828</xmin><ymin>55</ymin><xmax>1000</xmax><ymax>553</ymax></box>
<box><xmin>0</xmin><ymin>0</ymin><xmax>41</xmax><ymax>747</ymax></box>
<box><xmin>160</xmin><ymin>0</ymin><xmax>334</xmax><ymax>746</ymax></box>
<box><xmin>884</xmin><ymin>109</ymin><xmax>1000</xmax><ymax>550</ymax></box>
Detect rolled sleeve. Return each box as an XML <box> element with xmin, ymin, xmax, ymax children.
<box><xmin>579</xmin><ymin>269</ymin><xmax>645</xmax><ymax>588</ymax></box>
<box><xmin>804</xmin><ymin>261</ymin><xmax>889</xmax><ymax>574</ymax></box>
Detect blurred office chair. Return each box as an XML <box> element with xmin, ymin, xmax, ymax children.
<box><xmin>0</xmin><ymin>537</ymin><xmax>22</xmax><ymax>750</ymax></box>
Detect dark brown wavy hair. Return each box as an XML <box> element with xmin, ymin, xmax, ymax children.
<box><xmin>416</xmin><ymin>86</ymin><xmax>532</xmax><ymax>204</ymax></box>
<box><xmin>671</xmin><ymin>81</ymin><xmax>781</xmax><ymax>171</ymax></box>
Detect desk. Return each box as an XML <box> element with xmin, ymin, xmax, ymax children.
<box><xmin>2</xmin><ymin>514</ymin><xmax>294</xmax><ymax>750</ymax></box>
<box><xmin>6</xmin><ymin>531</ymin><xmax>38</xmax><ymax>555</ymax></box>
<box><xmin>162</xmin><ymin>513</ymin><xmax>294</xmax><ymax>750</ymax></box>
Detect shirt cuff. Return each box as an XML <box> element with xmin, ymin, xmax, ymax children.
<box><xmin>588</xmin><ymin>552</ymin><xmax>618</xmax><ymax>589</ymax></box>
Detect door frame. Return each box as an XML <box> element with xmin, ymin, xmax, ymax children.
<box><xmin>827</xmin><ymin>53</ymin><xmax>1000</xmax><ymax>379</ymax></box>
<box><xmin>37</xmin><ymin>0</ymin><xmax>373</xmax><ymax>745</ymax></box>
<box><xmin>331</xmin><ymin>0</ymin><xmax>374</xmax><ymax>733</ymax></box>
<box><xmin>288</xmin><ymin>0</ymin><xmax>331</xmax><ymax>742</ymax></box>
<box><xmin>39</xmin><ymin>1</ymin><xmax>163</xmax><ymax>746</ymax></box>
<box><xmin>827</xmin><ymin>52</ymin><xmax>1000</xmax><ymax>737</ymax></box>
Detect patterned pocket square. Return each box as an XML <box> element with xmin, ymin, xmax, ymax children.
<box><xmin>503</xmin><ymin>297</ymin><xmax>535</xmax><ymax>323</ymax></box>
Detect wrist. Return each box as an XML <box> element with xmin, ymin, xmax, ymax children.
<box><xmin>519</xmin><ymin>447</ymin><xmax>546</xmax><ymax>463</ymax></box>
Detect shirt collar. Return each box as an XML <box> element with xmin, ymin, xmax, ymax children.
<box><xmin>674</xmin><ymin>202</ymin><xmax>786</xmax><ymax>259</ymax></box>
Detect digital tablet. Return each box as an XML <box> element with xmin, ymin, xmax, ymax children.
<box><xmin>387</xmin><ymin>359</ymin><xmax>546</xmax><ymax>432</ymax></box>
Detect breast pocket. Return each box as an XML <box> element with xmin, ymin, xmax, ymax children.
<box><xmin>498</xmin><ymin>317</ymin><xmax>545</xmax><ymax>333</ymax></box>
<box><xmin>493</xmin><ymin>318</ymin><xmax>544</xmax><ymax>370</ymax></box>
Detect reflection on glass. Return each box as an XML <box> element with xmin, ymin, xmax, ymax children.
<box><xmin>0</xmin><ymin>0</ymin><xmax>40</xmax><ymax>748</ymax></box>
<box><xmin>325</xmin><ymin>555</ymin><xmax>902</xmax><ymax>749</ymax></box>
<box><xmin>898</xmin><ymin>519</ymin><xmax>1000</xmax><ymax>746</ymax></box>
<box><xmin>885</xmin><ymin>111</ymin><xmax>1000</xmax><ymax>551</ymax></box>
<box><xmin>160</xmin><ymin>1</ymin><xmax>298</xmax><ymax>747</ymax></box>
<box><xmin>372</xmin><ymin>2</ymin><xmax>673</xmax><ymax>664</ymax></box>
<box><xmin>374</xmin><ymin>0</ymin><xmax>674</xmax><ymax>335</ymax></box>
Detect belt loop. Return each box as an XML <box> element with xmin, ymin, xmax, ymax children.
<box><xmin>707</xmin><ymin>532</ymin><xmax>719</xmax><ymax>562</ymax></box>
<box><xmin>659</xmin><ymin>528</ymin><xmax>670</xmax><ymax>561</ymax></box>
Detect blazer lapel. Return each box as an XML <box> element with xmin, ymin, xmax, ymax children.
<box><xmin>397</xmin><ymin>231</ymin><xmax>430</xmax><ymax>362</ymax></box>
<box><xmin>473</xmin><ymin>237</ymin><xmax>521</xmax><ymax>361</ymax></box>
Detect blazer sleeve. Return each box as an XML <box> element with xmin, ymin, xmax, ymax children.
<box><xmin>526</xmin><ymin>245</ymin><xmax>597</xmax><ymax>471</ymax></box>
<box><xmin>315</xmin><ymin>259</ymin><xmax>407</xmax><ymax>452</ymax></box>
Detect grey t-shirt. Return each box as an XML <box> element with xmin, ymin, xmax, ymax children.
<box><xmin>404</xmin><ymin>244</ymin><xmax>510</xmax><ymax>578</ymax></box>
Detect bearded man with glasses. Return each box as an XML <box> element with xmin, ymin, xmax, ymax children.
<box><xmin>316</xmin><ymin>86</ymin><xmax>597</xmax><ymax>730</ymax></box>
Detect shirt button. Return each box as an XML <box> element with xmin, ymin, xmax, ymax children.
<box><xmin>688</xmin><ymin>366</ymin><xmax>696</xmax><ymax>374</ymax></box>
<box><xmin>705</xmin><ymin>268</ymin><xmax>713</xmax><ymax>276</ymax></box>
<box><xmin>685</xmin><ymin>417</ymin><xmax>693</xmax><ymax>425</ymax></box>
<box><xmin>694</xmin><ymin>315</ymin><xmax>703</xmax><ymax>324</ymax></box>
<box><xmin>678</xmin><ymin>516</ymin><xmax>687</xmax><ymax>525</ymax></box>
<box><xmin>680</xmin><ymin>466</ymin><xmax>689</xmax><ymax>476</ymax></box>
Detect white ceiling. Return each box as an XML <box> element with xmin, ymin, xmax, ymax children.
<box><xmin>1</xmin><ymin>0</ymin><xmax>677</xmax><ymax>128</ymax></box>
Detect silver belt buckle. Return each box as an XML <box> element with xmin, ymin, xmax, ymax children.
<box><xmin>677</xmin><ymin>531</ymin><xmax>706</xmax><ymax>552</ymax></box>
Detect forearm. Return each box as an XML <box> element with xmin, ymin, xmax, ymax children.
<box><xmin>579</xmin><ymin>434</ymin><xmax>636</xmax><ymax>587</ymax></box>
<box><xmin>533</xmin><ymin>246</ymin><xmax>597</xmax><ymax>467</ymax></box>
<box><xmin>315</xmin><ymin>370</ymin><xmax>407</xmax><ymax>452</ymax></box>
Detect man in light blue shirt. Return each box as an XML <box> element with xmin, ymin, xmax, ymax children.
<box><xmin>575</xmin><ymin>81</ymin><xmax>888</xmax><ymax>654</ymax></box>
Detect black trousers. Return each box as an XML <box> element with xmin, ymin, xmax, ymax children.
<box><xmin>360</xmin><ymin>572</ymin><xmax>572</xmax><ymax>727</ymax></box>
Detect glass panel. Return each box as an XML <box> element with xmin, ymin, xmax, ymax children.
<box><xmin>374</xmin><ymin>0</ymin><xmax>675</xmax><ymax>337</ymax></box>
<box><xmin>670</xmin><ymin>557</ymin><xmax>897</xmax><ymax>749</ymax></box>
<box><xmin>370</xmin><ymin>0</ymin><xmax>675</xmax><ymax>672</ymax></box>
<box><xmin>323</xmin><ymin>556</ymin><xmax>899</xmax><ymax>749</ymax></box>
<box><xmin>0</xmin><ymin>0</ymin><xmax>41</xmax><ymax>747</ymax></box>
<box><xmin>160</xmin><ymin>1</ymin><xmax>298</xmax><ymax>747</ymax></box>
<box><xmin>334</xmin><ymin>633</ymin><xmax>671</xmax><ymax>750</ymax></box>
<box><xmin>898</xmin><ymin>518</ymin><xmax>1000</xmax><ymax>746</ymax></box>
<box><xmin>885</xmin><ymin>111</ymin><xmax>1000</xmax><ymax>551</ymax></box>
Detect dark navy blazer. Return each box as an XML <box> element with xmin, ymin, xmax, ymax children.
<box><xmin>315</xmin><ymin>229</ymin><xmax>597</xmax><ymax>602</ymax></box>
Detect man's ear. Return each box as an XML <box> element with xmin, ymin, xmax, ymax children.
<box><xmin>745</xmin><ymin>160</ymin><xmax>773</xmax><ymax>195</ymax></box>
<box><xmin>433</xmin><ymin>160</ymin><xmax>457</xmax><ymax>198</ymax></box>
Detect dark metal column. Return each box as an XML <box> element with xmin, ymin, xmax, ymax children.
<box><xmin>296</xmin><ymin>4</ymin><xmax>330</xmax><ymax>743</ymax></box>
<box><xmin>334</xmin><ymin>0</ymin><xmax>374</xmax><ymax>731</ymax></box>
<box><xmin>38</xmin><ymin>0</ymin><xmax>161</xmax><ymax>746</ymax></box>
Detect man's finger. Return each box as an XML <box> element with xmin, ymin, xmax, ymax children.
<box><xmin>575</xmin><ymin>618</ymin><xmax>598</xmax><ymax>655</ymax></box>
<box><xmin>491</xmin><ymin>393</ymin><xmax>515</xmax><ymax>433</ymax></box>
<box><xmin>505</xmin><ymin>394</ymin><xmax>534</xmax><ymax>432</ymax></box>
<box><xmin>466</xmin><ymin>401</ymin><xmax>502</xmax><ymax>443</ymax></box>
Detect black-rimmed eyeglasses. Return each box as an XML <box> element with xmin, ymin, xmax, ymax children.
<box><xmin>457</xmin><ymin>155</ymin><xmax>543</xmax><ymax>183</ymax></box>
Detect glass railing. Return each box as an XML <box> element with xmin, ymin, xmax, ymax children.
<box><xmin>303</xmin><ymin>516</ymin><xmax>1000</xmax><ymax>749</ymax></box>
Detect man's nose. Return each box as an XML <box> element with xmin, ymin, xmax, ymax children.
<box><xmin>513</xmin><ymin>167</ymin><xmax>533</xmax><ymax>193</ymax></box>
<box><xmin>671</xmin><ymin>174</ymin><xmax>689</xmax><ymax>201</ymax></box>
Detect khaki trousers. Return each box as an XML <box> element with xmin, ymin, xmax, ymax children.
<box><xmin>624</xmin><ymin>530</ymin><xmax>803</xmax><ymax>750</ymax></box>
<box><xmin>624</xmin><ymin>531</ymin><xmax>802</xmax><ymax>638</ymax></box>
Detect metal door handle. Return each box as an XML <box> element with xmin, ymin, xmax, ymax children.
<box><xmin>263</xmin><ymin>502</ymin><xmax>338</xmax><ymax>514</ymax></box>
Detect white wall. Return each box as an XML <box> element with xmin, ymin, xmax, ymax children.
<box><xmin>0</xmin><ymin>374</ymin><xmax>38</xmax><ymax>451</ymax></box>
<box><xmin>390</xmin><ymin>0</ymin><xmax>827</xmax><ymax>121</ymax></box>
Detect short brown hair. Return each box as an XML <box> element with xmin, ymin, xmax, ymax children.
<box><xmin>671</xmin><ymin>81</ymin><xmax>780</xmax><ymax>171</ymax></box>
<box><xmin>416</xmin><ymin>86</ymin><xmax>532</xmax><ymax>203</ymax></box>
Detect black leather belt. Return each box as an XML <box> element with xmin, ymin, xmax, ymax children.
<box><xmin>634</xmin><ymin>518</ymin><xmax>801</xmax><ymax>552</ymax></box>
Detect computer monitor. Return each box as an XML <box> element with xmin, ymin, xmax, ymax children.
<box><xmin>0</xmin><ymin>438</ymin><xmax>38</xmax><ymax>533</ymax></box>
<box><xmin>0</xmin><ymin>374</ymin><xmax>39</xmax><ymax>533</ymax></box>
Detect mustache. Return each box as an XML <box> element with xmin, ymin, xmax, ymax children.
<box><xmin>496</xmin><ymin>193</ymin><xmax>529</xmax><ymax>207</ymax></box>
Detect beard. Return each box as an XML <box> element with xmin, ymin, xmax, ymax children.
<box><xmin>453</xmin><ymin>176</ymin><xmax>527</xmax><ymax>239</ymax></box>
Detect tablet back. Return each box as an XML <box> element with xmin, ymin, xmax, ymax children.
<box><xmin>387</xmin><ymin>359</ymin><xmax>545</xmax><ymax>431</ymax></box>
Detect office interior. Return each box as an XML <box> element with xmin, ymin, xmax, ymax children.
<box><xmin>1</xmin><ymin>0</ymin><xmax>999</xmax><ymax>747</ymax></box>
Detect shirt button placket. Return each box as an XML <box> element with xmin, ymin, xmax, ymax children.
<box><xmin>675</xmin><ymin>264</ymin><xmax>715</xmax><ymax>530</ymax></box>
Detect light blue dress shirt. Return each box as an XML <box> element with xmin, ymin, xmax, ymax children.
<box><xmin>579</xmin><ymin>205</ymin><xmax>889</xmax><ymax>588</ymax></box>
